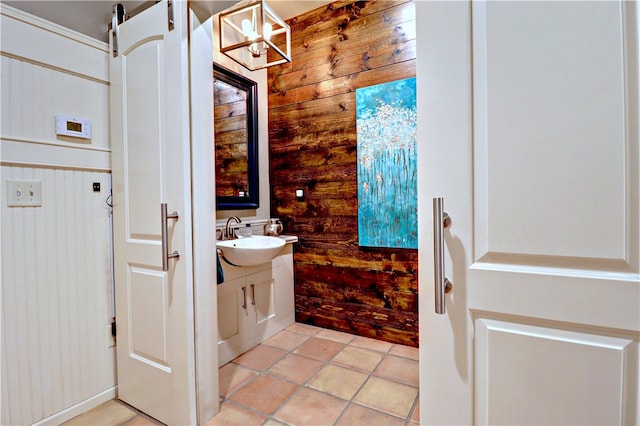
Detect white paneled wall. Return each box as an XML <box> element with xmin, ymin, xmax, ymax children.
<box><xmin>0</xmin><ymin>4</ymin><xmax>110</xmax><ymax>172</ymax></box>
<box><xmin>1</xmin><ymin>4</ymin><xmax>116</xmax><ymax>425</ymax></box>
<box><xmin>1</xmin><ymin>57</ymin><xmax>110</xmax><ymax>150</ymax></box>
<box><xmin>1</xmin><ymin>167</ymin><xmax>115</xmax><ymax>425</ymax></box>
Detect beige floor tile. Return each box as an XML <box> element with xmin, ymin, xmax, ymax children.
<box><xmin>229</xmin><ymin>375</ymin><xmax>298</xmax><ymax>415</ymax></box>
<box><xmin>410</xmin><ymin>397</ymin><xmax>420</xmax><ymax>424</ymax></box>
<box><xmin>219</xmin><ymin>362</ymin><xmax>259</xmax><ymax>397</ymax></box>
<box><xmin>294</xmin><ymin>337</ymin><xmax>345</xmax><ymax>361</ymax></box>
<box><xmin>274</xmin><ymin>387</ymin><xmax>347</xmax><ymax>425</ymax></box>
<box><xmin>331</xmin><ymin>345</ymin><xmax>384</xmax><ymax>373</ymax></box>
<box><xmin>205</xmin><ymin>401</ymin><xmax>266</xmax><ymax>425</ymax></box>
<box><xmin>350</xmin><ymin>336</ymin><xmax>394</xmax><ymax>353</ymax></box>
<box><xmin>232</xmin><ymin>344</ymin><xmax>287</xmax><ymax>371</ymax></box>
<box><xmin>336</xmin><ymin>403</ymin><xmax>406</xmax><ymax>426</ymax></box>
<box><xmin>286</xmin><ymin>322</ymin><xmax>320</xmax><ymax>335</ymax></box>
<box><xmin>263</xmin><ymin>420</ymin><xmax>288</xmax><ymax>426</ymax></box>
<box><xmin>315</xmin><ymin>328</ymin><xmax>356</xmax><ymax>344</ymax></box>
<box><xmin>268</xmin><ymin>353</ymin><xmax>324</xmax><ymax>384</ymax></box>
<box><xmin>374</xmin><ymin>354</ymin><xmax>419</xmax><ymax>386</ymax></box>
<box><xmin>307</xmin><ymin>364</ymin><xmax>368</xmax><ymax>400</ymax></box>
<box><xmin>262</xmin><ymin>329</ymin><xmax>311</xmax><ymax>351</ymax></box>
<box><xmin>121</xmin><ymin>415</ymin><xmax>162</xmax><ymax>425</ymax></box>
<box><xmin>389</xmin><ymin>343</ymin><xmax>419</xmax><ymax>360</ymax></box>
<box><xmin>354</xmin><ymin>376</ymin><xmax>418</xmax><ymax>419</ymax></box>
<box><xmin>63</xmin><ymin>400</ymin><xmax>137</xmax><ymax>425</ymax></box>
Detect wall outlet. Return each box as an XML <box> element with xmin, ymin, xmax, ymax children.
<box><xmin>7</xmin><ymin>179</ymin><xmax>42</xmax><ymax>207</ymax></box>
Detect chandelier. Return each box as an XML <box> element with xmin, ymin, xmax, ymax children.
<box><xmin>219</xmin><ymin>0</ymin><xmax>291</xmax><ymax>71</ymax></box>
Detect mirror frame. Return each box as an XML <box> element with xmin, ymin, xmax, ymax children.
<box><xmin>214</xmin><ymin>63</ymin><xmax>259</xmax><ymax>210</ymax></box>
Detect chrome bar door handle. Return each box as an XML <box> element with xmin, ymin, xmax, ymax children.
<box><xmin>161</xmin><ymin>203</ymin><xmax>180</xmax><ymax>271</ymax></box>
<box><xmin>241</xmin><ymin>286</ymin><xmax>247</xmax><ymax>309</ymax></box>
<box><xmin>433</xmin><ymin>197</ymin><xmax>453</xmax><ymax>314</ymax></box>
<box><xmin>250</xmin><ymin>284</ymin><xmax>256</xmax><ymax>306</ymax></box>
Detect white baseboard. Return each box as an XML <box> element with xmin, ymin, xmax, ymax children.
<box><xmin>33</xmin><ymin>386</ymin><xmax>117</xmax><ymax>426</ymax></box>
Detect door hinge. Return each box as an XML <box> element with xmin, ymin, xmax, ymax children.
<box><xmin>167</xmin><ymin>0</ymin><xmax>174</xmax><ymax>31</ymax></box>
<box><xmin>111</xmin><ymin>3</ymin><xmax>126</xmax><ymax>57</ymax></box>
<box><xmin>111</xmin><ymin>317</ymin><xmax>117</xmax><ymax>338</ymax></box>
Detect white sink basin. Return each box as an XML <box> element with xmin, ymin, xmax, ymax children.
<box><xmin>217</xmin><ymin>236</ymin><xmax>286</xmax><ymax>267</ymax></box>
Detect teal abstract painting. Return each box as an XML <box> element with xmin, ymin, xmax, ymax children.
<box><xmin>356</xmin><ymin>77</ymin><xmax>417</xmax><ymax>249</ymax></box>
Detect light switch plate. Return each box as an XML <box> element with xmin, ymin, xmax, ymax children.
<box><xmin>7</xmin><ymin>179</ymin><xmax>42</xmax><ymax>207</ymax></box>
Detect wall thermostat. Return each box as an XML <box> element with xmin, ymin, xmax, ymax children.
<box><xmin>55</xmin><ymin>114</ymin><xmax>91</xmax><ymax>139</ymax></box>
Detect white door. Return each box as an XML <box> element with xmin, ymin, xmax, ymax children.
<box><xmin>110</xmin><ymin>1</ymin><xmax>196</xmax><ymax>424</ymax></box>
<box><xmin>418</xmin><ymin>1</ymin><xmax>639</xmax><ymax>424</ymax></box>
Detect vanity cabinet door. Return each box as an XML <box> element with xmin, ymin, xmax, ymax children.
<box><xmin>246</xmin><ymin>269</ymin><xmax>277</xmax><ymax>341</ymax></box>
<box><xmin>217</xmin><ymin>269</ymin><xmax>276</xmax><ymax>365</ymax></box>
<box><xmin>217</xmin><ymin>276</ymin><xmax>249</xmax><ymax>365</ymax></box>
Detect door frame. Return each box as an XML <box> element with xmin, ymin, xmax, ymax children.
<box><xmin>189</xmin><ymin>8</ymin><xmax>220</xmax><ymax>424</ymax></box>
<box><xmin>416</xmin><ymin>1</ymin><xmax>474</xmax><ymax>424</ymax></box>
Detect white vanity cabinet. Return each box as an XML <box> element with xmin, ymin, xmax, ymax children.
<box><xmin>217</xmin><ymin>241</ymin><xmax>295</xmax><ymax>366</ymax></box>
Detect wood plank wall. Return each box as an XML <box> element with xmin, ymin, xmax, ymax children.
<box><xmin>267</xmin><ymin>0</ymin><xmax>418</xmax><ymax>346</ymax></box>
<box><xmin>214</xmin><ymin>80</ymin><xmax>249</xmax><ymax>197</ymax></box>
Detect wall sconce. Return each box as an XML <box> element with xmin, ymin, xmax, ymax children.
<box><xmin>219</xmin><ymin>0</ymin><xmax>291</xmax><ymax>71</ymax></box>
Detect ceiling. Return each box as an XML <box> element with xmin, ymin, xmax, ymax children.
<box><xmin>3</xmin><ymin>1</ymin><xmax>331</xmax><ymax>43</ymax></box>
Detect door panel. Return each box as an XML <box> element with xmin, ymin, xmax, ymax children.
<box><xmin>110</xmin><ymin>1</ymin><xmax>196</xmax><ymax>424</ymax></box>
<box><xmin>417</xmin><ymin>1</ymin><xmax>640</xmax><ymax>424</ymax></box>
<box><xmin>473</xmin><ymin>1</ymin><xmax>629</xmax><ymax>263</ymax></box>
<box><xmin>129</xmin><ymin>268</ymin><xmax>168</xmax><ymax>366</ymax></box>
<box><xmin>476</xmin><ymin>319</ymin><xmax>635</xmax><ymax>425</ymax></box>
<box><xmin>123</xmin><ymin>41</ymin><xmax>163</xmax><ymax>239</ymax></box>
<box><xmin>217</xmin><ymin>277</ymin><xmax>248</xmax><ymax>350</ymax></box>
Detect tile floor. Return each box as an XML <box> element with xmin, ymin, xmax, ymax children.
<box><xmin>65</xmin><ymin>323</ymin><xmax>419</xmax><ymax>426</ymax></box>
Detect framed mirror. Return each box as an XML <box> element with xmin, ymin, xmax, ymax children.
<box><xmin>214</xmin><ymin>63</ymin><xmax>259</xmax><ymax>210</ymax></box>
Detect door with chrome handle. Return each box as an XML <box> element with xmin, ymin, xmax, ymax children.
<box><xmin>161</xmin><ymin>203</ymin><xmax>180</xmax><ymax>271</ymax></box>
<box><xmin>433</xmin><ymin>197</ymin><xmax>453</xmax><ymax>314</ymax></box>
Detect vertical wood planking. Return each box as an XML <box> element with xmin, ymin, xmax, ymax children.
<box><xmin>268</xmin><ymin>0</ymin><xmax>418</xmax><ymax>346</ymax></box>
<box><xmin>1</xmin><ymin>166</ymin><xmax>115</xmax><ymax>424</ymax></box>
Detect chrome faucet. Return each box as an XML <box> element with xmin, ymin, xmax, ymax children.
<box><xmin>224</xmin><ymin>216</ymin><xmax>241</xmax><ymax>240</ymax></box>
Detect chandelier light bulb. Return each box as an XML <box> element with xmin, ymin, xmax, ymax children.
<box><xmin>241</xmin><ymin>19</ymin><xmax>252</xmax><ymax>36</ymax></box>
<box><xmin>263</xmin><ymin>23</ymin><xmax>273</xmax><ymax>41</ymax></box>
